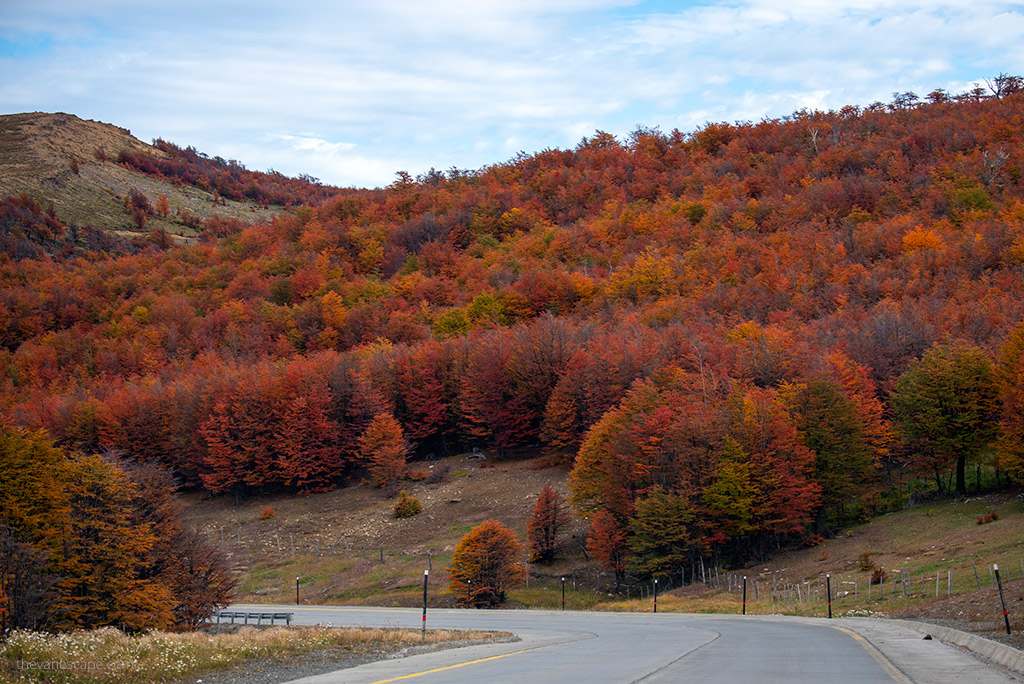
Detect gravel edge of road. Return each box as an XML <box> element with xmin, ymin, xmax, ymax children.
<box><xmin>178</xmin><ymin>634</ymin><xmax>521</xmax><ymax>684</ymax></box>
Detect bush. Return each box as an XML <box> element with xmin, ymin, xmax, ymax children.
<box><xmin>858</xmin><ymin>552</ymin><xmax>875</xmax><ymax>572</ymax></box>
<box><xmin>871</xmin><ymin>567</ymin><xmax>889</xmax><ymax>584</ymax></box>
<box><xmin>426</xmin><ymin>465</ymin><xmax>450</xmax><ymax>484</ymax></box>
<box><xmin>976</xmin><ymin>511</ymin><xmax>999</xmax><ymax>525</ymax></box>
<box><xmin>393</xmin><ymin>490</ymin><xmax>422</xmax><ymax>519</ymax></box>
<box><xmin>406</xmin><ymin>468</ymin><xmax>429</xmax><ymax>482</ymax></box>
<box><xmin>260</xmin><ymin>505</ymin><xmax>275</xmax><ymax>520</ymax></box>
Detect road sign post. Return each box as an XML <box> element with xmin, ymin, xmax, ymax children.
<box><xmin>995</xmin><ymin>564</ymin><xmax>1011</xmax><ymax>635</ymax></box>
<box><xmin>422</xmin><ymin>570</ymin><xmax>428</xmax><ymax>641</ymax></box>
<box><xmin>742</xmin><ymin>576</ymin><xmax>747</xmax><ymax>615</ymax></box>
<box><xmin>826</xmin><ymin>574</ymin><xmax>832</xmax><ymax>618</ymax></box>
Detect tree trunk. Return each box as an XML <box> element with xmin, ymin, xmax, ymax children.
<box><xmin>955</xmin><ymin>455</ymin><xmax>967</xmax><ymax>495</ymax></box>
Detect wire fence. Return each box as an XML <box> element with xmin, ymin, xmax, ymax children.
<box><xmin>205</xmin><ymin>524</ymin><xmax>1022</xmax><ymax>629</ymax></box>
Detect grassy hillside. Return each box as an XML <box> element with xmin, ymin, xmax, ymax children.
<box><xmin>6</xmin><ymin>90</ymin><xmax>1024</xmax><ymax>640</ymax></box>
<box><xmin>0</xmin><ymin>112</ymin><xmax>277</xmax><ymax>238</ymax></box>
<box><xmin>184</xmin><ymin>452</ymin><xmax>1024</xmax><ymax>647</ymax></box>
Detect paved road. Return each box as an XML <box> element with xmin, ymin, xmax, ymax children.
<box><xmin>229</xmin><ymin>604</ymin><xmax>1020</xmax><ymax>683</ymax></box>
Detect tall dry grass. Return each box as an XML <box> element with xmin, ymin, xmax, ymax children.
<box><xmin>0</xmin><ymin>625</ymin><xmax>502</xmax><ymax>683</ymax></box>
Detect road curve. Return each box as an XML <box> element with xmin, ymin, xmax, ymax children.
<box><xmin>228</xmin><ymin>603</ymin><xmax>1019</xmax><ymax>683</ymax></box>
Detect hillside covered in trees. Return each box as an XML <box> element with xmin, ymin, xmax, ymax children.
<box><xmin>5</xmin><ymin>81</ymin><xmax>1024</xmax><ymax>597</ymax></box>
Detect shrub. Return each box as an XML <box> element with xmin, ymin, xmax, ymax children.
<box><xmin>858</xmin><ymin>552</ymin><xmax>875</xmax><ymax>572</ymax></box>
<box><xmin>260</xmin><ymin>505</ymin><xmax>275</xmax><ymax>520</ymax></box>
<box><xmin>871</xmin><ymin>567</ymin><xmax>889</xmax><ymax>584</ymax></box>
<box><xmin>802</xmin><ymin>533</ymin><xmax>824</xmax><ymax>548</ymax></box>
<box><xmin>976</xmin><ymin>511</ymin><xmax>999</xmax><ymax>524</ymax></box>
<box><xmin>406</xmin><ymin>468</ymin><xmax>429</xmax><ymax>482</ymax></box>
<box><xmin>426</xmin><ymin>465</ymin><xmax>449</xmax><ymax>484</ymax></box>
<box><xmin>393</xmin><ymin>490</ymin><xmax>422</xmax><ymax>519</ymax></box>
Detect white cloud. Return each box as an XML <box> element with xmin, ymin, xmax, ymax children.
<box><xmin>2</xmin><ymin>0</ymin><xmax>1024</xmax><ymax>187</ymax></box>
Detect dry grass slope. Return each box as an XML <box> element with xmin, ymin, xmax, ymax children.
<box><xmin>183</xmin><ymin>454</ymin><xmax>1023</xmax><ymax>649</ymax></box>
<box><xmin>0</xmin><ymin>112</ymin><xmax>277</xmax><ymax>237</ymax></box>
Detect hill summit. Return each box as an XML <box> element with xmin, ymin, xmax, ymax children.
<box><xmin>0</xmin><ymin>111</ymin><xmax>277</xmax><ymax>236</ymax></box>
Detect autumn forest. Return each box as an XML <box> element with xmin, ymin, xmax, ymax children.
<box><xmin>5</xmin><ymin>81</ymin><xmax>1024</xmax><ymax>630</ymax></box>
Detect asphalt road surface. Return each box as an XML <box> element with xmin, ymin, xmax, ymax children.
<box><xmin>229</xmin><ymin>603</ymin><xmax>1020</xmax><ymax>683</ymax></box>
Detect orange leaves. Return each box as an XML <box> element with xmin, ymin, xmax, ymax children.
<box><xmin>0</xmin><ymin>426</ymin><xmax>232</xmax><ymax>631</ymax></box>
<box><xmin>901</xmin><ymin>225</ymin><xmax>944</xmax><ymax>252</ymax></box>
<box><xmin>447</xmin><ymin>520</ymin><xmax>525</xmax><ymax>608</ymax></box>
<box><xmin>607</xmin><ymin>247</ymin><xmax>674</xmax><ymax>301</ymax></box>
<box><xmin>358</xmin><ymin>412</ymin><xmax>408</xmax><ymax>489</ymax></box>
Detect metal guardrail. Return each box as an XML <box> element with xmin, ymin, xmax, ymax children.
<box><xmin>215</xmin><ymin>610</ymin><xmax>293</xmax><ymax>626</ymax></box>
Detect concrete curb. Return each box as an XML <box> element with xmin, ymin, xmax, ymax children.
<box><xmin>874</xmin><ymin>618</ymin><xmax>1024</xmax><ymax>676</ymax></box>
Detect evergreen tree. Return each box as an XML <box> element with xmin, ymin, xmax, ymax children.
<box><xmin>627</xmin><ymin>487</ymin><xmax>692</xmax><ymax>579</ymax></box>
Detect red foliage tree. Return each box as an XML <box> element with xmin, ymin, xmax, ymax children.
<box><xmin>586</xmin><ymin>510</ymin><xmax>628</xmax><ymax>589</ymax></box>
<box><xmin>460</xmin><ymin>330</ymin><xmax>534</xmax><ymax>455</ymax></box>
<box><xmin>278</xmin><ymin>385</ymin><xmax>343</xmax><ymax>493</ymax></box>
<box><xmin>526</xmin><ymin>484</ymin><xmax>567</xmax><ymax>563</ymax></box>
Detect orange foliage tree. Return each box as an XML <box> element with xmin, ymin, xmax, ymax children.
<box><xmin>447</xmin><ymin>520</ymin><xmax>525</xmax><ymax>607</ymax></box>
<box><xmin>0</xmin><ymin>424</ymin><xmax>231</xmax><ymax>632</ymax></box>
<box><xmin>359</xmin><ymin>412</ymin><xmax>409</xmax><ymax>489</ymax></box>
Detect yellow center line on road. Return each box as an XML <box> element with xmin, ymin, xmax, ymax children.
<box><xmin>370</xmin><ymin>643</ymin><xmax>555</xmax><ymax>684</ymax></box>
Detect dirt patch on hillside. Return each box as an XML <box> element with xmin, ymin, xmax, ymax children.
<box><xmin>182</xmin><ymin>452</ymin><xmax>586</xmax><ymax>591</ymax></box>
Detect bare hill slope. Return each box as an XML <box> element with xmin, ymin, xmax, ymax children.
<box><xmin>0</xmin><ymin>112</ymin><xmax>276</xmax><ymax>236</ymax></box>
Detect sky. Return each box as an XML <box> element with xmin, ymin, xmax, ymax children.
<box><xmin>2</xmin><ymin>1</ymin><xmax>1024</xmax><ymax>189</ymax></box>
